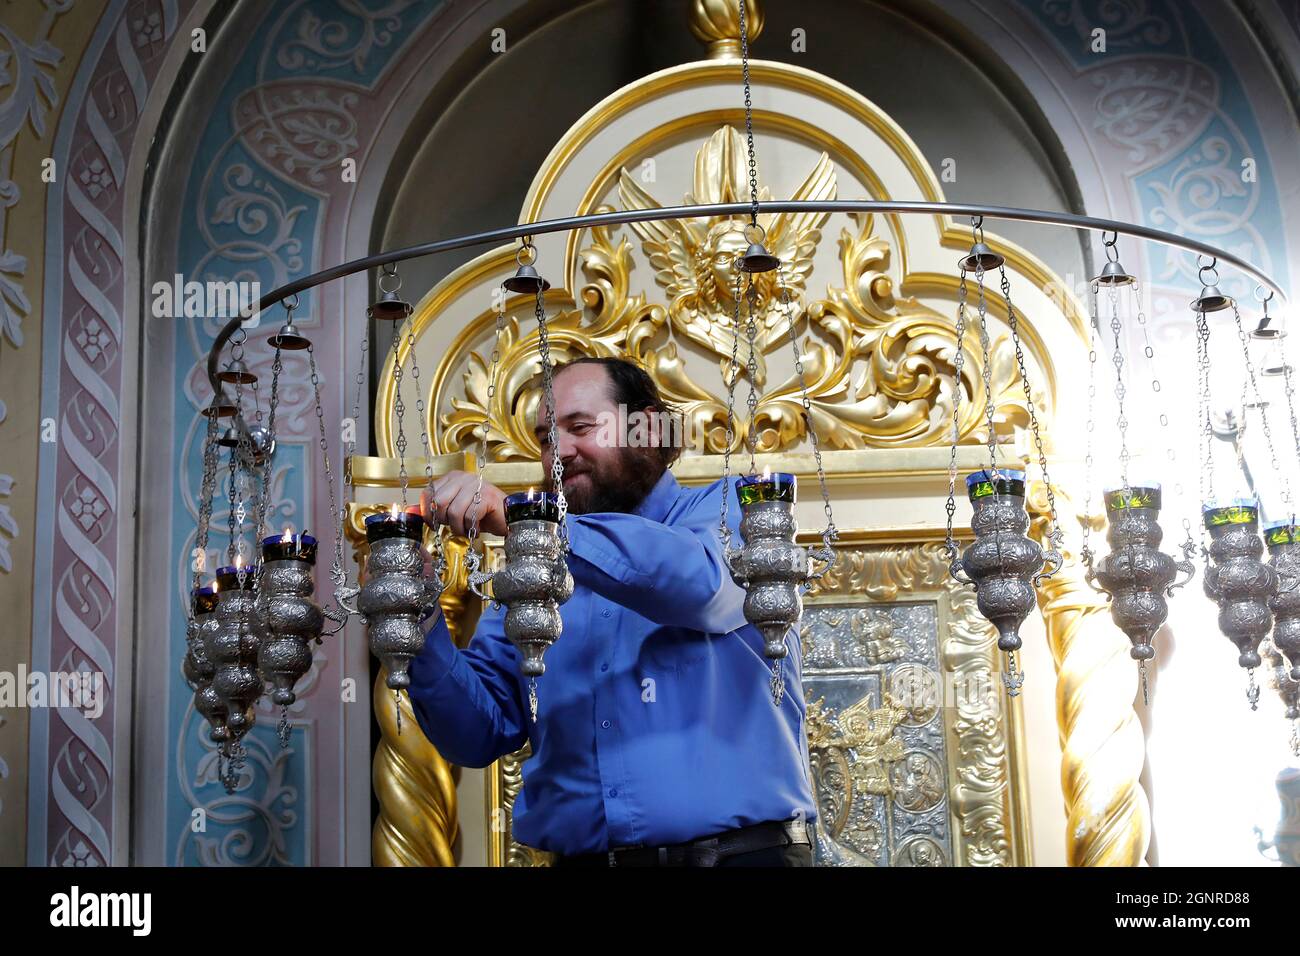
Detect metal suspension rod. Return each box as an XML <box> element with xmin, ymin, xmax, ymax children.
<box><xmin>206</xmin><ymin>199</ymin><xmax>1290</xmax><ymax>402</ymax></box>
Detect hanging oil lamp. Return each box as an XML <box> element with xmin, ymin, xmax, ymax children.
<box><xmin>1080</xmin><ymin>253</ymin><xmax>1196</xmax><ymax>702</ymax></box>
<box><xmin>358</xmin><ymin>505</ymin><xmax>443</xmax><ymax>722</ymax></box>
<box><xmin>725</xmin><ymin>467</ymin><xmax>809</xmax><ymax>704</ymax></box>
<box><xmin>952</xmin><ymin>468</ymin><xmax>1051</xmax><ymax>696</ymax></box>
<box><xmin>716</xmin><ymin>264</ymin><xmax>838</xmax><ymax>705</ymax></box>
<box><xmin>491</xmin><ymin>489</ymin><xmax>573</xmax><ymax>722</ymax></box>
<box><xmin>257</xmin><ymin>527</ymin><xmax>323</xmax><ymax>747</ymax></box>
<box><xmin>1086</xmin><ymin>484</ymin><xmax>1196</xmax><ymax>701</ymax></box>
<box><xmin>943</xmin><ymin>220</ymin><xmax>1063</xmax><ymax>696</ymax></box>
<box><xmin>208</xmin><ymin>558</ymin><xmax>264</xmax><ymax>790</ymax></box>
<box><xmin>185</xmin><ymin>585</ymin><xmax>229</xmax><ymax>746</ymax></box>
<box><xmin>1203</xmin><ymin>500</ymin><xmax>1277</xmax><ymax>709</ymax></box>
<box><xmin>1265</xmin><ymin>521</ymin><xmax>1300</xmax><ymax>682</ymax></box>
<box><xmin>477</xmin><ymin>247</ymin><xmax>574</xmax><ymax>720</ymax></box>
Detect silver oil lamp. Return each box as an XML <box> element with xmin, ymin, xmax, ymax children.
<box><xmin>1265</xmin><ymin>521</ymin><xmax>1300</xmax><ymax>683</ymax></box>
<box><xmin>1086</xmin><ymin>484</ymin><xmax>1195</xmax><ymax>701</ymax></box>
<box><xmin>1203</xmin><ymin>500</ymin><xmax>1277</xmax><ymax>708</ymax></box>
<box><xmin>952</xmin><ymin>468</ymin><xmax>1056</xmax><ymax>696</ymax></box>
<box><xmin>184</xmin><ymin>586</ymin><xmax>229</xmax><ymax>746</ymax></box>
<box><xmin>724</xmin><ymin>469</ymin><xmax>810</xmax><ymax>705</ymax></box>
<box><xmin>466</xmin><ymin>255</ymin><xmax>575</xmax><ymax>723</ymax></box>
<box><xmin>209</xmin><ymin>561</ymin><xmax>265</xmax><ymax>788</ymax></box>
<box><xmin>257</xmin><ymin>528</ymin><xmax>323</xmax><ymax>747</ymax></box>
<box><xmin>358</xmin><ymin>506</ymin><xmax>443</xmax><ymax>727</ymax></box>
<box><xmin>491</xmin><ymin>490</ymin><xmax>574</xmax><ymax>722</ymax></box>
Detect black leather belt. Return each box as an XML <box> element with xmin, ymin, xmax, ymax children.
<box><xmin>554</xmin><ymin>819</ymin><xmax>810</xmax><ymax>867</ymax></box>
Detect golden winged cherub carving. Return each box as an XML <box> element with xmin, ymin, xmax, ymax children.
<box><xmin>618</xmin><ymin>126</ymin><xmax>836</xmax><ymax>386</ymax></box>
<box><xmin>434</xmin><ymin>127</ymin><xmax>1035</xmax><ymax>460</ymax></box>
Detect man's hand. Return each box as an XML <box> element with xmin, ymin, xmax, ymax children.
<box><xmin>425</xmin><ymin>470</ymin><xmax>508</xmax><ymax>538</ymax></box>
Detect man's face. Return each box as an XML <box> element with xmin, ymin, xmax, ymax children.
<box><xmin>535</xmin><ymin>363</ymin><xmax>665</xmax><ymax>515</ymax></box>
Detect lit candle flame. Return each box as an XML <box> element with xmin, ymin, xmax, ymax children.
<box><xmin>212</xmin><ymin>578</ymin><xmax>221</xmax><ymax>594</ymax></box>
<box><xmin>234</xmin><ymin>554</ymin><xmax>243</xmax><ymax>570</ymax></box>
<box><xmin>390</xmin><ymin>502</ymin><xmax>401</xmax><ymax>519</ymax></box>
<box><xmin>762</xmin><ymin>464</ymin><xmax>771</xmax><ymax>481</ymax></box>
<box><xmin>281</xmin><ymin>526</ymin><xmax>293</xmax><ymax>543</ymax></box>
<box><xmin>527</xmin><ymin>486</ymin><xmax>536</xmax><ymax>500</ymax></box>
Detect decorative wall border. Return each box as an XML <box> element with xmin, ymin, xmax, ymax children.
<box><xmin>30</xmin><ymin>0</ymin><xmax>191</xmax><ymax>868</ymax></box>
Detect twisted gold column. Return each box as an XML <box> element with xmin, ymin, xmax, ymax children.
<box><xmin>1030</xmin><ymin>492</ymin><xmax>1151</xmax><ymax>866</ymax></box>
<box><xmin>350</xmin><ymin>504</ymin><xmax>472</xmax><ymax>866</ymax></box>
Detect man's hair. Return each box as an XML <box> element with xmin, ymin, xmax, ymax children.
<box><xmin>553</xmin><ymin>356</ymin><xmax>685</xmax><ymax>466</ymax></box>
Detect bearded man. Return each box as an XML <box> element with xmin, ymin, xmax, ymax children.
<box><xmin>408</xmin><ymin>356</ymin><xmax>815</xmax><ymax>866</ymax></box>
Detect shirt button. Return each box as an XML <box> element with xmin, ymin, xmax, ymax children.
<box><xmin>608</xmin><ymin>788</ymin><xmax>618</xmax><ymax>798</ymax></box>
<box><xmin>601</xmin><ymin>609</ymin><xmax>611</xmax><ymax>618</ymax></box>
<box><xmin>601</xmin><ymin>719</ymin><xmax>611</xmax><ymax>729</ymax></box>
<box><xmin>600</xmin><ymin>663</ymin><xmax>609</xmax><ymax>672</ymax></box>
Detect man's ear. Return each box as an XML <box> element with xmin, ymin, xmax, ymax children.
<box><xmin>642</xmin><ymin>405</ymin><xmax>662</xmax><ymax>450</ymax></box>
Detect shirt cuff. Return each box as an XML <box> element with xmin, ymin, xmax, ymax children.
<box><xmin>408</xmin><ymin>612</ymin><xmax>458</xmax><ymax>691</ymax></box>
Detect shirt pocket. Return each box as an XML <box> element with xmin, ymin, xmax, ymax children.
<box><xmin>639</xmin><ymin>627</ymin><xmax>715</xmax><ymax>671</ymax></box>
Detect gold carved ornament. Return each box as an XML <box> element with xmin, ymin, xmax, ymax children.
<box><xmin>804</xmin><ymin>538</ymin><xmax>1030</xmax><ymax>866</ymax></box>
<box><xmin>435</xmin><ymin>126</ymin><xmax>1034</xmax><ymax>464</ymax></box>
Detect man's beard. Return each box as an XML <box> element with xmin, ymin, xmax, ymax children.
<box><xmin>549</xmin><ymin>446</ymin><xmax>665</xmax><ymax>515</ymax></box>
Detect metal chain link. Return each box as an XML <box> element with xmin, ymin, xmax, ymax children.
<box><xmin>1000</xmin><ymin>265</ymin><xmax>1063</xmax><ymax>552</ymax></box>
<box><xmin>189</xmin><ymin>405</ymin><xmax>222</xmax><ymax>642</ymax></box>
<box><xmin>973</xmin><ymin>259</ymin><xmax>998</xmax><ymax>473</ymax></box>
<box><xmin>468</xmin><ymin>305</ymin><xmax>507</xmax><ymax>546</ymax></box>
<box><xmin>1232</xmin><ymin>300</ymin><xmax>1289</xmax><ymax>514</ymax></box>
<box><xmin>738</xmin><ymin>0</ymin><xmax>760</xmax><ymax>224</ymax></box>
<box><xmin>463</xmin><ymin>297</ymin><xmax>510</xmax><ymax>603</ymax></box>
<box><xmin>719</xmin><ymin>269</ymin><xmax>745</xmax><ymax>551</ymax></box>
<box><xmin>307</xmin><ymin>345</ymin><xmax>350</xmax><ymax>635</ymax></box>
<box><xmin>405</xmin><ymin>319</ymin><xmax>443</xmax><ymax>573</ymax></box>
<box><xmin>1080</xmin><ymin>287</ymin><xmax>1099</xmax><ymax>567</ymax></box>
<box><xmin>391</xmin><ymin>314</ymin><xmax>410</xmax><ymax>506</ymax></box>
<box><xmin>1197</xmin><ymin>310</ymin><xmax>1214</xmax><ymax>517</ymax></box>
<box><xmin>943</xmin><ymin>267</ymin><xmax>968</xmax><ymax>563</ymax></box>
<box><xmin>533</xmin><ymin>285</ymin><xmax>568</xmax><ymax>549</ymax></box>
<box><xmin>1106</xmin><ymin>283</ymin><xmax>1132</xmax><ymax>491</ymax></box>
<box><xmin>324</xmin><ymin>324</ymin><xmax>371</xmax><ymax>622</ymax></box>
<box><xmin>744</xmin><ymin>282</ymin><xmax>760</xmax><ymax>475</ymax></box>
<box><xmin>1281</xmin><ymin>330</ymin><xmax>1300</xmax><ymax>526</ymax></box>
<box><xmin>254</xmin><ymin>345</ymin><xmax>283</xmax><ymax>594</ymax></box>
<box><xmin>775</xmin><ymin>263</ymin><xmax>837</xmax><ymax>570</ymax></box>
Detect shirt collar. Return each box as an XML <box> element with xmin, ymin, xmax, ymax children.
<box><xmin>632</xmin><ymin>468</ymin><xmax>680</xmax><ymax>523</ymax></box>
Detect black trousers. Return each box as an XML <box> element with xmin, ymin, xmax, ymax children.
<box><xmin>714</xmin><ymin>842</ymin><xmax>813</xmax><ymax>867</ymax></box>
<box><xmin>552</xmin><ymin>830</ymin><xmax>814</xmax><ymax>867</ymax></box>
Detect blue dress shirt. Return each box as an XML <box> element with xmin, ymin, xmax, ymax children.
<box><xmin>406</xmin><ymin>468</ymin><xmax>818</xmax><ymax>856</ymax></box>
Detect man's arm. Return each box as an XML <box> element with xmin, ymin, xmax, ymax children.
<box><xmin>405</xmin><ymin>603</ymin><xmax>529</xmax><ymax>769</ymax></box>
<box><xmin>565</xmin><ymin>476</ymin><xmax>748</xmax><ymax>634</ymax></box>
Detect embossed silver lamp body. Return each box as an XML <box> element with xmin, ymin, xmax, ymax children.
<box><xmin>358</xmin><ymin>535</ymin><xmax>443</xmax><ymax>690</ymax></box>
<box><xmin>491</xmin><ymin>519</ymin><xmax>574</xmax><ymax>677</ymax></box>
<box><xmin>726</xmin><ymin>499</ymin><xmax>811</xmax><ymax>660</ymax></box>
<box><xmin>185</xmin><ymin>599</ymin><xmax>228</xmax><ymax>744</ymax></box>
<box><xmin>1266</xmin><ymin>533</ymin><xmax>1300</xmax><ymax>682</ymax></box>
<box><xmin>952</xmin><ymin>473</ymin><xmax>1052</xmax><ymax>656</ymax></box>
<box><xmin>1087</xmin><ymin>489</ymin><xmax>1195</xmax><ymax>661</ymax></box>
<box><xmin>208</xmin><ymin>584</ymin><xmax>265</xmax><ymax>743</ymax></box>
<box><xmin>1203</xmin><ymin>507</ymin><xmax>1276</xmax><ymax>672</ymax></box>
<box><xmin>257</xmin><ymin>558</ymin><xmax>323</xmax><ymax>706</ymax></box>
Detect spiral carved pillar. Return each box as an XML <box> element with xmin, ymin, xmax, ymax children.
<box><xmin>370</xmin><ymin>667</ymin><xmax>459</xmax><ymax>867</ymax></box>
<box><xmin>349</xmin><ymin>504</ymin><xmax>470</xmax><ymax>866</ymax></box>
<box><xmin>1030</xmin><ymin>488</ymin><xmax>1151</xmax><ymax>866</ymax></box>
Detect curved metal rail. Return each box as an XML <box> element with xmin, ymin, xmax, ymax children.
<box><xmin>205</xmin><ymin>199</ymin><xmax>1290</xmax><ymax>403</ymax></box>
